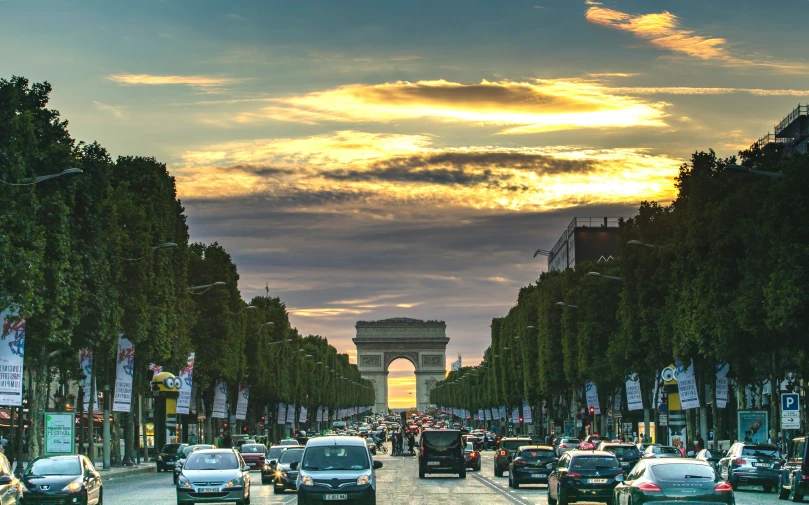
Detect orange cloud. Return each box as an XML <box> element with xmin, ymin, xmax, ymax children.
<box><xmin>107</xmin><ymin>73</ymin><xmax>244</xmax><ymax>88</ymax></box>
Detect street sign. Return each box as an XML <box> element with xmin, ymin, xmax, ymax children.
<box><xmin>658</xmin><ymin>404</ymin><xmax>668</xmax><ymax>415</ymax></box>
<box><xmin>575</xmin><ymin>412</ymin><xmax>583</xmax><ymax>420</ymax></box>
<box><xmin>658</xmin><ymin>414</ymin><xmax>668</xmax><ymax>426</ymax></box>
<box><xmin>781</xmin><ymin>393</ymin><xmax>800</xmax><ymax>429</ymax></box>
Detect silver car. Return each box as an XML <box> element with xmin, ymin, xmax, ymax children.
<box><xmin>176</xmin><ymin>449</ymin><xmax>251</xmax><ymax>505</ymax></box>
<box><xmin>555</xmin><ymin>438</ymin><xmax>580</xmax><ymax>457</ymax></box>
<box><xmin>294</xmin><ymin>436</ymin><xmax>383</xmax><ymax>503</ymax></box>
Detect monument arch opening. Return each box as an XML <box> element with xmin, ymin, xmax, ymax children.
<box><xmin>354</xmin><ymin>318</ymin><xmax>449</xmax><ymax>413</ymax></box>
<box><xmin>387</xmin><ymin>358</ymin><xmax>417</xmax><ymax>410</ymax></box>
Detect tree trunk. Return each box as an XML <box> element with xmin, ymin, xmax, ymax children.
<box><xmin>27</xmin><ymin>347</ymin><xmax>48</xmax><ymax>459</ymax></box>
<box><xmin>87</xmin><ymin>355</ymin><xmax>96</xmax><ymax>464</ymax></box>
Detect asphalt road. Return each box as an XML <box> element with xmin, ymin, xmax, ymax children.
<box><xmin>101</xmin><ymin>443</ymin><xmax>787</xmax><ymax>505</ymax></box>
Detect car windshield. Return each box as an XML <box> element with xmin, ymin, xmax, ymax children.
<box><xmin>423</xmin><ymin>432</ymin><xmax>461</xmax><ymax>450</ymax></box>
<box><xmin>606</xmin><ymin>447</ymin><xmax>639</xmax><ymax>458</ymax></box>
<box><xmin>742</xmin><ymin>446</ymin><xmax>780</xmax><ymax>458</ymax></box>
<box><xmin>182</xmin><ymin>446</ymin><xmax>197</xmax><ymax>457</ymax></box>
<box><xmin>653</xmin><ymin>446</ymin><xmax>680</xmax><ymax>454</ymax></box>
<box><xmin>651</xmin><ymin>463</ymin><xmax>715</xmax><ymax>480</ymax></box>
<box><xmin>465</xmin><ymin>443</ymin><xmax>475</xmax><ymax>452</ymax></box>
<box><xmin>301</xmin><ymin>446</ymin><xmax>370</xmax><ymax>471</ymax></box>
<box><xmin>572</xmin><ymin>456</ymin><xmax>620</xmax><ymax>469</ymax></box>
<box><xmin>240</xmin><ymin>444</ymin><xmax>265</xmax><ymax>453</ymax></box>
<box><xmin>279</xmin><ymin>449</ymin><xmax>304</xmax><ymax>464</ymax></box>
<box><xmin>267</xmin><ymin>447</ymin><xmax>286</xmax><ymax>458</ymax></box>
<box><xmin>280</xmin><ymin>440</ymin><xmax>299</xmax><ymax>446</ymax></box>
<box><xmin>184</xmin><ymin>452</ymin><xmax>239</xmax><ymax>470</ymax></box>
<box><xmin>162</xmin><ymin>444</ymin><xmax>181</xmax><ymax>454</ymax></box>
<box><xmin>503</xmin><ymin>440</ymin><xmax>531</xmax><ymax>450</ymax></box>
<box><xmin>562</xmin><ymin>439</ymin><xmax>580</xmax><ymax>444</ymax></box>
<box><xmin>521</xmin><ymin>449</ymin><xmax>555</xmax><ymax>460</ymax></box>
<box><xmin>26</xmin><ymin>458</ymin><xmax>81</xmax><ymax>476</ymax></box>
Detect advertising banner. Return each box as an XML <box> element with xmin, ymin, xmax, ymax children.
<box><xmin>585</xmin><ymin>381</ymin><xmax>601</xmax><ymax>415</ymax></box>
<box><xmin>277</xmin><ymin>404</ymin><xmax>287</xmax><ymax>424</ymax></box>
<box><xmin>499</xmin><ymin>405</ymin><xmax>506</xmax><ymax>420</ymax></box>
<box><xmin>676</xmin><ymin>359</ymin><xmax>700</xmax><ymax>409</ymax></box>
<box><xmin>80</xmin><ymin>348</ymin><xmax>99</xmax><ymax>412</ymax></box>
<box><xmin>738</xmin><ymin>410</ymin><xmax>769</xmax><ymax>444</ymax></box>
<box><xmin>176</xmin><ymin>353</ymin><xmax>195</xmax><ymax>415</ymax></box>
<box><xmin>212</xmin><ymin>381</ymin><xmax>228</xmax><ymax>419</ymax></box>
<box><xmin>626</xmin><ymin>375</ymin><xmax>643</xmax><ymax>411</ymax></box>
<box><xmin>0</xmin><ymin>308</ymin><xmax>25</xmax><ymax>406</ymax></box>
<box><xmin>235</xmin><ymin>385</ymin><xmax>249</xmax><ymax>420</ymax></box>
<box><xmin>715</xmin><ymin>363</ymin><xmax>729</xmax><ymax>409</ymax></box>
<box><xmin>286</xmin><ymin>405</ymin><xmax>296</xmax><ymax>424</ymax></box>
<box><xmin>113</xmin><ymin>335</ymin><xmax>135</xmax><ymax>413</ymax></box>
<box><xmin>44</xmin><ymin>412</ymin><xmax>75</xmax><ymax>455</ymax></box>
<box><xmin>522</xmin><ymin>401</ymin><xmax>532</xmax><ymax>423</ymax></box>
<box><xmin>299</xmin><ymin>406</ymin><xmax>308</xmax><ymax>423</ymax></box>
<box><xmin>512</xmin><ymin>408</ymin><xmax>520</xmax><ymax>423</ymax></box>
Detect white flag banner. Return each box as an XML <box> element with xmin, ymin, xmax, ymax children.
<box><xmin>277</xmin><ymin>404</ymin><xmax>287</xmax><ymax>424</ymax></box>
<box><xmin>112</xmin><ymin>336</ymin><xmax>135</xmax><ymax>413</ymax></box>
<box><xmin>212</xmin><ymin>381</ymin><xmax>228</xmax><ymax>419</ymax></box>
<box><xmin>176</xmin><ymin>353</ymin><xmax>195</xmax><ymax>415</ymax></box>
<box><xmin>499</xmin><ymin>405</ymin><xmax>506</xmax><ymax>420</ymax></box>
<box><xmin>80</xmin><ymin>348</ymin><xmax>99</xmax><ymax>412</ymax></box>
<box><xmin>286</xmin><ymin>405</ymin><xmax>296</xmax><ymax>424</ymax></box>
<box><xmin>235</xmin><ymin>385</ymin><xmax>249</xmax><ymax>421</ymax></box>
<box><xmin>0</xmin><ymin>308</ymin><xmax>25</xmax><ymax>406</ymax></box>
<box><xmin>585</xmin><ymin>381</ymin><xmax>601</xmax><ymax>415</ymax></box>
<box><xmin>716</xmin><ymin>363</ymin><xmax>729</xmax><ymax>409</ymax></box>
<box><xmin>522</xmin><ymin>401</ymin><xmax>532</xmax><ymax>423</ymax></box>
<box><xmin>512</xmin><ymin>408</ymin><xmax>520</xmax><ymax>423</ymax></box>
<box><xmin>478</xmin><ymin>409</ymin><xmax>484</xmax><ymax>421</ymax></box>
<box><xmin>299</xmin><ymin>406</ymin><xmax>308</xmax><ymax>423</ymax></box>
<box><xmin>676</xmin><ymin>359</ymin><xmax>700</xmax><ymax>409</ymax></box>
<box><xmin>626</xmin><ymin>375</ymin><xmax>643</xmax><ymax>411</ymax></box>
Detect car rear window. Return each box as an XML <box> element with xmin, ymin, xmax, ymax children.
<box><xmin>742</xmin><ymin>446</ymin><xmax>780</xmax><ymax>458</ymax></box>
<box><xmin>279</xmin><ymin>449</ymin><xmax>304</xmax><ymax>464</ymax></box>
<box><xmin>503</xmin><ymin>440</ymin><xmax>532</xmax><ymax>450</ymax></box>
<box><xmin>571</xmin><ymin>456</ymin><xmax>620</xmax><ymax>469</ymax></box>
<box><xmin>521</xmin><ymin>449</ymin><xmax>555</xmax><ymax>460</ymax></box>
<box><xmin>651</xmin><ymin>463</ymin><xmax>715</xmax><ymax>480</ymax></box>
<box><xmin>267</xmin><ymin>447</ymin><xmax>286</xmax><ymax>458</ymax></box>
<box><xmin>423</xmin><ymin>431</ymin><xmax>462</xmax><ymax>450</ymax></box>
<box><xmin>240</xmin><ymin>444</ymin><xmax>265</xmax><ymax>453</ymax></box>
<box><xmin>162</xmin><ymin>444</ymin><xmax>181</xmax><ymax>453</ymax></box>
<box><xmin>562</xmin><ymin>439</ymin><xmax>580</xmax><ymax>444</ymax></box>
<box><xmin>654</xmin><ymin>446</ymin><xmax>680</xmax><ymax>454</ymax></box>
<box><xmin>606</xmin><ymin>447</ymin><xmax>639</xmax><ymax>459</ymax></box>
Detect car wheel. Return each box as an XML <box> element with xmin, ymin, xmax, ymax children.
<box><xmin>790</xmin><ymin>477</ymin><xmax>804</xmax><ymax>502</ymax></box>
<box><xmin>779</xmin><ymin>479</ymin><xmax>790</xmax><ymax>500</ymax></box>
<box><xmin>729</xmin><ymin>472</ymin><xmax>738</xmax><ymax>491</ymax></box>
<box><xmin>460</xmin><ymin>468</ymin><xmax>466</xmax><ymax>479</ymax></box>
<box><xmin>495</xmin><ymin>466</ymin><xmax>503</xmax><ymax>477</ymax></box>
<box><xmin>244</xmin><ymin>486</ymin><xmax>251</xmax><ymax>505</ymax></box>
<box><xmin>548</xmin><ymin>485</ymin><xmax>557</xmax><ymax>505</ymax></box>
<box><xmin>419</xmin><ymin>466</ymin><xmax>425</xmax><ymax>478</ymax></box>
<box><xmin>274</xmin><ymin>485</ymin><xmax>284</xmax><ymax>494</ymax></box>
<box><xmin>557</xmin><ymin>485</ymin><xmax>567</xmax><ymax>505</ymax></box>
<box><xmin>512</xmin><ymin>477</ymin><xmax>520</xmax><ymax>489</ymax></box>
<box><xmin>97</xmin><ymin>489</ymin><xmax>103</xmax><ymax>505</ymax></box>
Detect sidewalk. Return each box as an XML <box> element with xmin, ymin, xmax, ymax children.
<box><xmin>98</xmin><ymin>463</ymin><xmax>155</xmax><ymax>480</ymax></box>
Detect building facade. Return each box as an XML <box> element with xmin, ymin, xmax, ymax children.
<box><xmin>547</xmin><ymin>217</ymin><xmax>623</xmax><ymax>272</ymax></box>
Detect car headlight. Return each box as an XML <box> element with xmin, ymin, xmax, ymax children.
<box><xmin>225</xmin><ymin>476</ymin><xmax>243</xmax><ymax>488</ymax></box>
<box><xmin>177</xmin><ymin>476</ymin><xmax>192</xmax><ymax>489</ymax></box>
<box><xmin>157</xmin><ymin>455</ymin><xmax>163</xmax><ymax>461</ymax></box>
<box><xmin>357</xmin><ymin>474</ymin><xmax>371</xmax><ymax>485</ymax></box>
<box><xmin>62</xmin><ymin>479</ymin><xmax>83</xmax><ymax>493</ymax></box>
<box><xmin>301</xmin><ymin>475</ymin><xmax>314</xmax><ymax>486</ymax></box>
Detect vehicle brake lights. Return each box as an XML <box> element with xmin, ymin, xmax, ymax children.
<box><xmin>636</xmin><ymin>482</ymin><xmax>662</xmax><ymax>492</ymax></box>
<box><xmin>714</xmin><ymin>482</ymin><xmax>733</xmax><ymax>492</ymax></box>
<box><xmin>499</xmin><ymin>450</ymin><xmax>507</xmax><ymax>456</ymax></box>
<box><xmin>562</xmin><ymin>471</ymin><xmax>582</xmax><ymax>479</ymax></box>
<box><xmin>733</xmin><ymin>457</ymin><xmax>746</xmax><ymax>467</ymax></box>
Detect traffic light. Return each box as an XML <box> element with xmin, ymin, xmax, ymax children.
<box><xmin>589</xmin><ymin>406</ymin><xmax>595</xmax><ymax>416</ymax></box>
<box><xmin>242</xmin><ymin>425</ymin><xmax>248</xmax><ymax>433</ymax></box>
<box><xmin>519</xmin><ymin>417</ymin><xmax>523</xmax><ymax>423</ymax></box>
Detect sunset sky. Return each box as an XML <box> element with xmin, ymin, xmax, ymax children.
<box><xmin>4</xmin><ymin>0</ymin><xmax>809</xmax><ymax>408</ymax></box>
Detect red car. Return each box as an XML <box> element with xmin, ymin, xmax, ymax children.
<box><xmin>238</xmin><ymin>443</ymin><xmax>267</xmax><ymax>470</ymax></box>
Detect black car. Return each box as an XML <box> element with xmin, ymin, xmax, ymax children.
<box><xmin>509</xmin><ymin>445</ymin><xmax>558</xmax><ymax>489</ymax></box>
<box><xmin>613</xmin><ymin>458</ymin><xmax>735</xmax><ymax>505</ymax></box>
<box><xmin>495</xmin><ymin>437</ymin><xmax>532</xmax><ymax>477</ymax></box>
<box><xmin>273</xmin><ymin>447</ymin><xmax>304</xmax><ymax>494</ymax></box>
<box><xmin>599</xmin><ymin>443</ymin><xmax>641</xmax><ymax>473</ymax></box>
<box><xmin>548</xmin><ymin>450</ymin><xmax>624</xmax><ymax>505</ymax></box>
<box><xmin>21</xmin><ymin>455</ymin><xmax>103</xmax><ymax>505</ymax></box>
<box><xmin>779</xmin><ymin>436</ymin><xmax>808</xmax><ymax>500</ymax></box>
<box><xmin>718</xmin><ymin>442</ymin><xmax>781</xmax><ymax>491</ymax></box>
<box><xmin>418</xmin><ymin>429</ymin><xmax>465</xmax><ymax>479</ymax></box>
<box><xmin>156</xmin><ymin>443</ymin><xmax>187</xmax><ymax>472</ymax></box>
<box><xmin>262</xmin><ymin>446</ymin><xmax>288</xmax><ymax>484</ymax></box>
<box><xmin>463</xmin><ymin>442</ymin><xmax>481</xmax><ymax>471</ymax></box>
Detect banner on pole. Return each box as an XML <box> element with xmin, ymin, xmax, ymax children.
<box><xmin>585</xmin><ymin>381</ymin><xmax>601</xmax><ymax>415</ymax></box>
<box><xmin>277</xmin><ymin>404</ymin><xmax>287</xmax><ymax>424</ymax></box>
<box><xmin>286</xmin><ymin>405</ymin><xmax>296</xmax><ymax>424</ymax></box>
<box><xmin>0</xmin><ymin>308</ymin><xmax>25</xmax><ymax>406</ymax></box>
<box><xmin>176</xmin><ymin>353</ymin><xmax>195</xmax><ymax>415</ymax></box>
<box><xmin>299</xmin><ymin>406</ymin><xmax>308</xmax><ymax>423</ymax></box>
<box><xmin>113</xmin><ymin>335</ymin><xmax>135</xmax><ymax>413</ymax></box>
<box><xmin>522</xmin><ymin>401</ymin><xmax>532</xmax><ymax>423</ymax></box>
<box><xmin>80</xmin><ymin>348</ymin><xmax>99</xmax><ymax>412</ymax></box>
<box><xmin>212</xmin><ymin>381</ymin><xmax>228</xmax><ymax>419</ymax></box>
<box><xmin>235</xmin><ymin>385</ymin><xmax>249</xmax><ymax>421</ymax></box>
<box><xmin>715</xmin><ymin>364</ymin><xmax>729</xmax><ymax>409</ymax></box>
<box><xmin>676</xmin><ymin>359</ymin><xmax>700</xmax><ymax>409</ymax></box>
<box><xmin>625</xmin><ymin>375</ymin><xmax>643</xmax><ymax>411</ymax></box>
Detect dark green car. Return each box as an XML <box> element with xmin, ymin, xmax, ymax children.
<box><xmin>613</xmin><ymin>458</ymin><xmax>735</xmax><ymax>505</ymax></box>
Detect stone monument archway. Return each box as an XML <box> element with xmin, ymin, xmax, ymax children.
<box><xmin>354</xmin><ymin>318</ymin><xmax>448</xmax><ymax>413</ymax></box>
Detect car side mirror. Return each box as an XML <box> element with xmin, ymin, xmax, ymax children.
<box><xmin>289</xmin><ymin>461</ymin><xmax>299</xmax><ymax>470</ymax></box>
<box><xmin>242</xmin><ymin>465</ymin><xmax>251</xmax><ymax>472</ymax></box>
<box><xmin>374</xmin><ymin>461</ymin><xmax>383</xmax><ymax>469</ymax></box>
<box><xmin>0</xmin><ymin>476</ymin><xmax>12</xmax><ymax>485</ymax></box>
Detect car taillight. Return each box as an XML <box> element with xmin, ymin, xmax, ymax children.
<box><xmin>500</xmin><ymin>450</ymin><xmax>507</xmax><ymax>456</ymax></box>
<box><xmin>560</xmin><ymin>444</ymin><xmax>568</xmax><ymax>448</ymax></box>
<box><xmin>471</xmin><ymin>452</ymin><xmax>477</xmax><ymax>459</ymax></box>
<box><xmin>637</xmin><ymin>482</ymin><xmax>663</xmax><ymax>492</ymax></box>
<box><xmin>803</xmin><ymin>474</ymin><xmax>809</xmax><ymax>482</ymax></box>
<box><xmin>562</xmin><ymin>471</ymin><xmax>582</xmax><ymax>480</ymax></box>
<box><xmin>734</xmin><ymin>458</ymin><xmax>746</xmax><ymax>466</ymax></box>
<box><xmin>514</xmin><ymin>459</ymin><xmax>526</xmax><ymax>467</ymax></box>
<box><xmin>714</xmin><ymin>482</ymin><xmax>733</xmax><ymax>492</ymax></box>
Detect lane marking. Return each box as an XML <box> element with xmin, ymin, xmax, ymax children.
<box><xmin>472</xmin><ymin>471</ymin><xmax>533</xmax><ymax>505</ymax></box>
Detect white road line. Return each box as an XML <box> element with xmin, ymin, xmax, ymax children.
<box><xmin>472</xmin><ymin>472</ymin><xmax>533</xmax><ymax>505</ymax></box>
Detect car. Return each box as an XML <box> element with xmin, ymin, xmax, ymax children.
<box><xmin>613</xmin><ymin>457</ymin><xmax>734</xmax><ymax>505</ymax></box>
<box><xmin>463</xmin><ymin>435</ymin><xmax>483</xmax><ymax>452</ymax></box>
<box><xmin>642</xmin><ymin>445</ymin><xmax>681</xmax><ymax>459</ymax></box>
<box><xmin>294</xmin><ymin>435</ymin><xmax>383</xmax><ymax>504</ymax></box>
<box><xmin>279</xmin><ymin>439</ymin><xmax>301</xmax><ymax>447</ymax></box>
<box><xmin>580</xmin><ymin>435</ymin><xmax>605</xmax><ymax>450</ymax></box>
<box><xmin>262</xmin><ymin>446</ymin><xmax>288</xmax><ymax>483</ymax></box>
<box><xmin>238</xmin><ymin>443</ymin><xmax>267</xmax><ymax>471</ymax></box>
<box><xmin>174</xmin><ymin>444</ymin><xmax>216</xmax><ymax>484</ymax></box>
<box><xmin>779</xmin><ymin>436</ymin><xmax>808</xmax><ymax>500</ymax></box>
<box><xmin>556</xmin><ymin>438</ymin><xmax>581</xmax><ymax>457</ymax></box>
<box><xmin>598</xmin><ymin>443</ymin><xmax>641</xmax><ymax>473</ymax></box>
<box><xmin>695</xmin><ymin>449</ymin><xmax>725</xmax><ymax>471</ymax></box>
<box><xmin>718</xmin><ymin>442</ymin><xmax>781</xmax><ymax>491</ymax></box>
<box><xmin>464</xmin><ymin>441</ymin><xmax>482</xmax><ymax>471</ymax></box>
<box><xmin>547</xmin><ymin>450</ymin><xmax>624</xmax><ymax>505</ymax></box>
<box><xmin>273</xmin><ymin>446</ymin><xmax>304</xmax><ymax>494</ymax></box>
<box><xmin>418</xmin><ymin>429</ymin><xmax>465</xmax><ymax>479</ymax></box>
<box><xmin>494</xmin><ymin>437</ymin><xmax>532</xmax><ymax>477</ymax></box>
<box><xmin>508</xmin><ymin>445</ymin><xmax>558</xmax><ymax>489</ymax></box>
<box><xmin>22</xmin><ymin>455</ymin><xmax>102</xmax><ymax>505</ymax></box>
<box><xmin>176</xmin><ymin>449</ymin><xmax>251</xmax><ymax>505</ymax></box>
<box><xmin>365</xmin><ymin>437</ymin><xmax>377</xmax><ymax>456</ymax></box>
<box><xmin>157</xmin><ymin>443</ymin><xmax>187</xmax><ymax>472</ymax></box>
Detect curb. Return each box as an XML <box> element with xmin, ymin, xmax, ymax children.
<box><xmin>101</xmin><ymin>465</ymin><xmax>156</xmax><ymax>481</ymax></box>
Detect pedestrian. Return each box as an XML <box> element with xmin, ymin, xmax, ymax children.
<box><xmin>632</xmin><ymin>432</ymin><xmax>638</xmax><ymax>444</ymax></box>
<box><xmin>696</xmin><ymin>434</ymin><xmax>704</xmax><ymax>453</ymax></box>
<box><xmin>678</xmin><ymin>442</ymin><xmax>686</xmax><ymax>457</ymax></box>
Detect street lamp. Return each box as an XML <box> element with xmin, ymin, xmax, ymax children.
<box><xmin>188</xmin><ymin>281</ymin><xmax>226</xmax><ymax>294</ymax></box>
<box><xmin>556</xmin><ymin>302</ymin><xmax>579</xmax><ymax>309</ymax></box>
<box><xmin>237</xmin><ymin>306</ymin><xmax>258</xmax><ymax>314</ymax></box>
<box><xmin>587</xmin><ymin>271</ymin><xmax>622</xmax><ymax>281</ymax></box>
<box><xmin>725</xmin><ymin>163</ymin><xmax>784</xmax><ymax>178</ymax></box>
<box><xmin>114</xmin><ymin>242</ymin><xmax>178</xmax><ymax>262</ymax></box>
<box><xmin>254</xmin><ymin>322</ymin><xmax>274</xmax><ymax>335</ymax></box>
<box><xmin>1</xmin><ymin>167</ymin><xmax>83</xmax><ymax>186</ymax></box>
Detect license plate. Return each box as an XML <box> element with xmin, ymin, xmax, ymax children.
<box><xmin>587</xmin><ymin>478</ymin><xmax>608</xmax><ymax>484</ymax></box>
<box><xmin>199</xmin><ymin>487</ymin><xmax>219</xmax><ymax>493</ymax></box>
<box><xmin>324</xmin><ymin>494</ymin><xmax>348</xmax><ymax>501</ymax></box>
<box><xmin>428</xmin><ymin>461</ymin><xmax>441</xmax><ymax>466</ymax></box>
<box><xmin>530</xmin><ymin>473</ymin><xmax>547</xmax><ymax>478</ymax></box>
<box><xmin>754</xmin><ymin>463</ymin><xmax>770</xmax><ymax>468</ymax></box>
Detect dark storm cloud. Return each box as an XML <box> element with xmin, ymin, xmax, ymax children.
<box><xmin>322</xmin><ymin>166</ymin><xmax>502</xmax><ymax>185</ymax></box>
<box><xmin>229</xmin><ymin>164</ymin><xmax>297</xmax><ymax>177</ymax></box>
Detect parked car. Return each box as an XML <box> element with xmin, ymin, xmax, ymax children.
<box><xmin>294</xmin><ymin>435</ymin><xmax>383</xmax><ymax>503</ymax></box>
<box><xmin>547</xmin><ymin>450</ymin><xmax>624</xmax><ymax>505</ymax></box>
<box><xmin>22</xmin><ymin>455</ymin><xmax>102</xmax><ymax>505</ymax></box>
<box><xmin>173</xmin><ymin>444</ymin><xmax>216</xmax><ymax>484</ymax></box>
<box><xmin>157</xmin><ymin>443</ymin><xmax>187</xmax><ymax>472</ymax></box>
<box><xmin>556</xmin><ymin>438</ymin><xmax>581</xmax><ymax>457</ymax></box>
<box><xmin>718</xmin><ymin>442</ymin><xmax>781</xmax><ymax>491</ymax></box>
<box><xmin>508</xmin><ymin>445</ymin><xmax>557</xmax><ymax>489</ymax></box>
<box><xmin>779</xmin><ymin>436</ymin><xmax>808</xmax><ymax>500</ymax></box>
<box><xmin>273</xmin><ymin>446</ymin><xmax>304</xmax><ymax>494</ymax></box>
<box><xmin>494</xmin><ymin>437</ymin><xmax>532</xmax><ymax>477</ymax></box>
<box><xmin>464</xmin><ymin>441</ymin><xmax>482</xmax><ymax>471</ymax></box>
<box><xmin>418</xmin><ymin>429</ymin><xmax>465</xmax><ymax>479</ymax></box>
<box><xmin>613</xmin><ymin>458</ymin><xmax>734</xmax><ymax>505</ymax></box>
<box><xmin>238</xmin><ymin>443</ymin><xmax>267</xmax><ymax>471</ymax></box>
<box><xmin>599</xmin><ymin>443</ymin><xmax>641</xmax><ymax>473</ymax></box>
<box><xmin>175</xmin><ymin>449</ymin><xmax>251</xmax><ymax>504</ymax></box>
<box><xmin>642</xmin><ymin>445</ymin><xmax>681</xmax><ymax>459</ymax></box>
<box><xmin>695</xmin><ymin>449</ymin><xmax>725</xmax><ymax>471</ymax></box>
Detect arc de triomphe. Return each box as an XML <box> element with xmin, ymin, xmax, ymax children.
<box><xmin>354</xmin><ymin>318</ymin><xmax>449</xmax><ymax>413</ymax></box>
